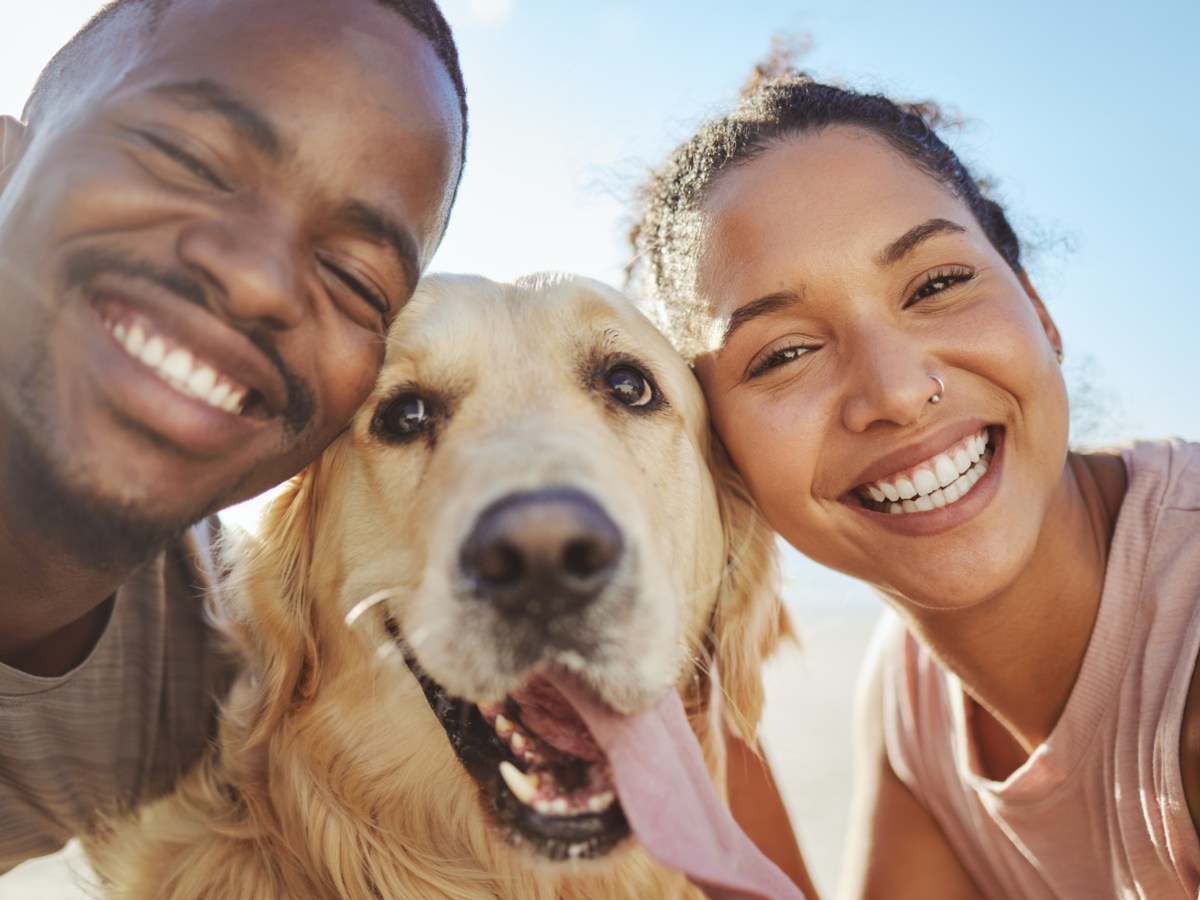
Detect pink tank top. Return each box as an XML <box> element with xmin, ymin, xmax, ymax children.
<box><xmin>882</xmin><ymin>439</ymin><xmax>1200</xmax><ymax>898</ymax></box>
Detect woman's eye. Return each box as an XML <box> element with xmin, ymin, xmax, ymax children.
<box><xmin>748</xmin><ymin>344</ymin><xmax>810</xmax><ymax>379</ymax></box>
<box><xmin>376</xmin><ymin>393</ymin><xmax>431</xmax><ymax>438</ymax></box>
<box><xmin>607</xmin><ymin>365</ymin><xmax>656</xmax><ymax>407</ymax></box>
<box><xmin>909</xmin><ymin>267</ymin><xmax>975</xmax><ymax>305</ymax></box>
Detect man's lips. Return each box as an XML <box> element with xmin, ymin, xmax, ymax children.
<box><xmin>87</xmin><ymin>271</ymin><xmax>290</xmax><ymax>418</ymax></box>
<box><xmin>102</xmin><ymin>308</ymin><xmax>253</xmax><ymax>415</ymax></box>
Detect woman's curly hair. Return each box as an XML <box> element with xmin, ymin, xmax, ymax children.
<box><xmin>627</xmin><ymin>60</ymin><xmax>1021</xmax><ymax>358</ymax></box>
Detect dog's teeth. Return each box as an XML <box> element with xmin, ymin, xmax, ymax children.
<box><xmin>510</xmin><ymin>731</ymin><xmax>528</xmax><ymax>752</ymax></box>
<box><xmin>498</xmin><ymin>761</ymin><xmax>539</xmax><ymax>805</ymax></box>
<box><xmin>537</xmin><ymin>798</ymin><xmax>569</xmax><ymax>816</ymax></box>
<box><xmin>494</xmin><ymin>714</ymin><xmax>514</xmax><ymax>739</ymax></box>
<box><xmin>587</xmin><ymin>790</ymin><xmax>616</xmax><ymax>813</ymax></box>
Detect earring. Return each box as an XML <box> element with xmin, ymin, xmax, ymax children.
<box><xmin>1055</xmin><ymin>348</ymin><xmax>1064</xmax><ymax>364</ymax></box>
<box><xmin>928</xmin><ymin>374</ymin><xmax>945</xmax><ymax>405</ymax></box>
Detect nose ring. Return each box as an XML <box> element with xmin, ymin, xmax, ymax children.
<box><xmin>928</xmin><ymin>374</ymin><xmax>945</xmax><ymax>405</ymax></box>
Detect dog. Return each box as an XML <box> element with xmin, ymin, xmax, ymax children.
<box><xmin>88</xmin><ymin>274</ymin><xmax>787</xmax><ymax>899</ymax></box>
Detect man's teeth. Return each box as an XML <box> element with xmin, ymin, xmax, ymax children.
<box><xmin>861</xmin><ymin>430</ymin><xmax>992</xmax><ymax>514</ymax></box>
<box><xmin>106</xmin><ymin>318</ymin><xmax>247</xmax><ymax>413</ymax></box>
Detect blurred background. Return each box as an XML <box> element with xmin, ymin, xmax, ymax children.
<box><xmin>2</xmin><ymin>1</ymin><xmax>1196</xmax><ymax>896</ymax></box>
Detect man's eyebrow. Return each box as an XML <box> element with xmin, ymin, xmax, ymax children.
<box><xmin>150</xmin><ymin>80</ymin><xmax>283</xmax><ymax>159</ymax></box>
<box><xmin>722</xmin><ymin>291</ymin><xmax>802</xmax><ymax>345</ymax></box>
<box><xmin>339</xmin><ymin>201</ymin><xmax>421</xmax><ymax>294</ymax></box>
<box><xmin>875</xmin><ymin>218</ymin><xmax>967</xmax><ymax>268</ymax></box>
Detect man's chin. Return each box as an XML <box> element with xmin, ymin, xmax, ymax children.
<box><xmin>7</xmin><ymin>434</ymin><xmax>213</xmax><ymax>573</ymax></box>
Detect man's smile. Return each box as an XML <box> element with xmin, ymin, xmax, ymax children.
<box><xmin>102</xmin><ymin>308</ymin><xmax>252</xmax><ymax>415</ymax></box>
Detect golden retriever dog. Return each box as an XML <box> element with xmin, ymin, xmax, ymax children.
<box><xmin>87</xmin><ymin>274</ymin><xmax>787</xmax><ymax>899</ymax></box>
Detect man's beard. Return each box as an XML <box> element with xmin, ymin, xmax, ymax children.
<box><xmin>6</xmin><ymin>316</ymin><xmax>226</xmax><ymax>574</ymax></box>
<box><xmin>4</xmin><ymin>420</ymin><xmax>211</xmax><ymax>573</ymax></box>
<box><xmin>0</xmin><ymin>245</ymin><xmax>317</xmax><ymax>570</ymax></box>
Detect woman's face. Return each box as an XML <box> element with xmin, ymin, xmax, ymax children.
<box><xmin>693</xmin><ymin>127</ymin><xmax>1069</xmax><ymax>610</ymax></box>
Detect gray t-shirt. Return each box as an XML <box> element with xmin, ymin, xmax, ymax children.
<box><xmin>0</xmin><ymin>521</ymin><xmax>235</xmax><ymax>873</ymax></box>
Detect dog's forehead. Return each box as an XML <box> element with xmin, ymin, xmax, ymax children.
<box><xmin>379</xmin><ymin>274</ymin><xmax>696</xmax><ymax>390</ymax></box>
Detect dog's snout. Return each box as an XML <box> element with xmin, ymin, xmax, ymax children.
<box><xmin>460</xmin><ymin>488</ymin><xmax>623</xmax><ymax>621</ymax></box>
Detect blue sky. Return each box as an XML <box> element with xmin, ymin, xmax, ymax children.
<box><xmin>431</xmin><ymin>0</ymin><xmax>1198</xmax><ymax>446</ymax></box>
<box><xmin>6</xmin><ymin>1</ymin><xmax>1194</xmax><ymax>443</ymax></box>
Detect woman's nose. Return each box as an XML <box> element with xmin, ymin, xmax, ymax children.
<box><xmin>177</xmin><ymin>209</ymin><xmax>305</xmax><ymax>330</ymax></box>
<box><xmin>840</xmin><ymin>338</ymin><xmax>940</xmax><ymax>433</ymax></box>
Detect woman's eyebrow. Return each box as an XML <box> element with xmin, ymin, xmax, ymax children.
<box><xmin>722</xmin><ymin>291</ymin><xmax>801</xmax><ymax>345</ymax></box>
<box><xmin>874</xmin><ymin>218</ymin><xmax>966</xmax><ymax>268</ymax></box>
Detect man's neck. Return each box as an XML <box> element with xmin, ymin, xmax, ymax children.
<box><xmin>0</xmin><ymin>504</ymin><xmax>146</xmax><ymax>676</ymax></box>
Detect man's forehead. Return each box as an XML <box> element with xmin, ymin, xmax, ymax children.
<box><xmin>132</xmin><ymin>0</ymin><xmax>403</xmax><ymax>65</ymax></box>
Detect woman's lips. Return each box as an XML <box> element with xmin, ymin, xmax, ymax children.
<box><xmin>854</xmin><ymin>427</ymin><xmax>993</xmax><ymax>514</ymax></box>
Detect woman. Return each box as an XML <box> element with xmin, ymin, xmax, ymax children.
<box><xmin>629</xmin><ymin>70</ymin><xmax>1200</xmax><ymax>898</ymax></box>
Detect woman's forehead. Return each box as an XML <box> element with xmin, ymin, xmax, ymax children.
<box><xmin>694</xmin><ymin>129</ymin><xmax>986</xmax><ymax>333</ymax></box>
<box><xmin>702</xmin><ymin>133</ymin><xmax>969</xmax><ymax>265</ymax></box>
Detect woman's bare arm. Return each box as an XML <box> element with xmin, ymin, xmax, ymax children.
<box><xmin>725</xmin><ymin>729</ymin><xmax>821</xmax><ymax>898</ymax></box>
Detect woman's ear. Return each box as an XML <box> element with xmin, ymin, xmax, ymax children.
<box><xmin>1018</xmin><ymin>268</ymin><xmax>1064</xmax><ymax>361</ymax></box>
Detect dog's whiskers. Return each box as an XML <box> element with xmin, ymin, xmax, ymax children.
<box><xmin>344</xmin><ymin>589</ymin><xmax>396</xmax><ymax>627</ymax></box>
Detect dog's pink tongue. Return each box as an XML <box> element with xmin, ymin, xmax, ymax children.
<box><xmin>552</xmin><ymin>679</ymin><xmax>806</xmax><ymax>900</ymax></box>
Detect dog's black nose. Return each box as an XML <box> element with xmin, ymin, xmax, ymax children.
<box><xmin>460</xmin><ymin>487</ymin><xmax>623</xmax><ymax>621</ymax></box>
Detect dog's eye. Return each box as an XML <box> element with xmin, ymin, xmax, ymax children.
<box><xmin>607</xmin><ymin>365</ymin><xmax>655</xmax><ymax>407</ymax></box>
<box><xmin>377</xmin><ymin>393</ymin><xmax>431</xmax><ymax>437</ymax></box>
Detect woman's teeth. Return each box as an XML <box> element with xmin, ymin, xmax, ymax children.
<box><xmin>104</xmin><ymin>317</ymin><xmax>248</xmax><ymax>414</ymax></box>
<box><xmin>859</xmin><ymin>430</ymin><xmax>992</xmax><ymax>514</ymax></box>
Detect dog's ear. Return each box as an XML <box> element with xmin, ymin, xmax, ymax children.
<box><xmin>706</xmin><ymin>431</ymin><xmax>789</xmax><ymax>745</ymax></box>
<box><xmin>221</xmin><ymin>449</ymin><xmax>336</xmax><ymax>746</ymax></box>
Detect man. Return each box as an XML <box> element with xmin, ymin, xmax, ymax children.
<box><xmin>0</xmin><ymin>0</ymin><xmax>466</xmax><ymax>871</ymax></box>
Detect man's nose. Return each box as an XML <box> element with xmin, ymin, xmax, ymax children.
<box><xmin>176</xmin><ymin>208</ymin><xmax>305</xmax><ymax>329</ymax></box>
<box><xmin>839</xmin><ymin>333</ymin><xmax>940</xmax><ymax>433</ymax></box>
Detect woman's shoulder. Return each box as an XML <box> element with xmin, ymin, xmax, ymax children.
<box><xmin>1077</xmin><ymin>438</ymin><xmax>1200</xmax><ymax>513</ymax></box>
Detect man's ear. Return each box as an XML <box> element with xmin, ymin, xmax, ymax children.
<box><xmin>1018</xmin><ymin>268</ymin><xmax>1064</xmax><ymax>362</ymax></box>
<box><xmin>0</xmin><ymin>116</ymin><xmax>28</xmax><ymax>194</ymax></box>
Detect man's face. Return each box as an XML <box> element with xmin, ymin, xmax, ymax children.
<box><xmin>0</xmin><ymin>0</ymin><xmax>461</xmax><ymax>556</ymax></box>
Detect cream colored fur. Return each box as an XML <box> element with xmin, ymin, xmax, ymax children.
<box><xmin>87</xmin><ymin>274</ymin><xmax>785</xmax><ymax>899</ymax></box>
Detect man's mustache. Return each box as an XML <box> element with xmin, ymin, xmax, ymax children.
<box><xmin>62</xmin><ymin>246</ymin><xmax>314</xmax><ymax>435</ymax></box>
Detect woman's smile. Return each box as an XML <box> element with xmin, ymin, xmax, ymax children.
<box><xmin>851</xmin><ymin>426</ymin><xmax>990</xmax><ymax>513</ymax></box>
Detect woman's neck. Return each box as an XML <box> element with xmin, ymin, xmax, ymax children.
<box><xmin>894</xmin><ymin>449</ymin><xmax>1128</xmax><ymax>757</ymax></box>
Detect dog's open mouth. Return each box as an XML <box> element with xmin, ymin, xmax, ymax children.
<box><xmin>399</xmin><ymin>638</ymin><xmax>630</xmax><ymax>861</ymax></box>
